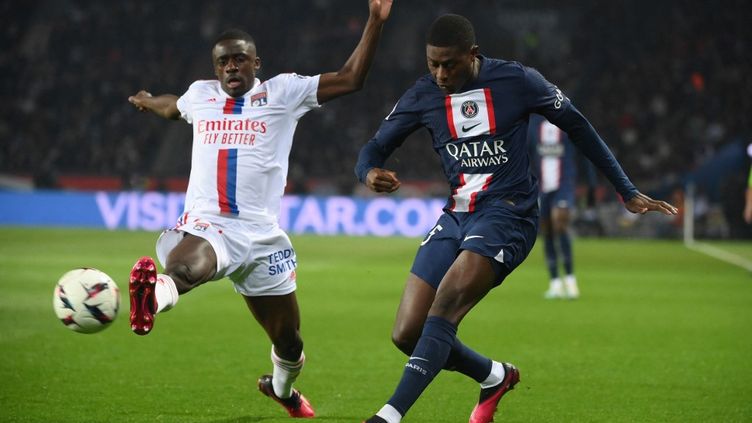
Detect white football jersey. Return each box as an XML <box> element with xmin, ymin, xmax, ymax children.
<box><xmin>176</xmin><ymin>73</ymin><xmax>320</xmax><ymax>223</ymax></box>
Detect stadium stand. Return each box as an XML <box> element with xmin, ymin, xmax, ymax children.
<box><xmin>1</xmin><ymin>0</ymin><xmax>749</xmax><ymax>236</ymax></box>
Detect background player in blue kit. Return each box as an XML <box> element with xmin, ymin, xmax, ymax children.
<box><xmin>355</xmin><ymin>14</ymin><xmax>678</xmax><ymax>423</ymax></box>
<box><xmin>529</xmin><ymin>114</ymin><xmax>580</xmax><ymax>299</ymax></box>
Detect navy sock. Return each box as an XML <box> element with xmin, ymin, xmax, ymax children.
<box><xmin>387</xmin><ymin>316</ymin><xmax>457</xmax><ymax>416</ymax></box>
<box><xmin>443</xmin><ymin>337</ymin><xmax>492</xmax><ymax>383</ymax></box>
<box><xmin>559</xmin><ymin>231</ymin><xmax>573</xmax><ymax>275</ymax></box>
<box><xmin>544</xmin><ymin>232</ymin><xmax>559</xmax><ymax>278</ymax></box>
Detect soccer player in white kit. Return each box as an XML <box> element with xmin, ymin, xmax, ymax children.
<box><xmin>126</xmin><ymin>0</ymin><xmax>392</xmax><ymax>418</ymax></box>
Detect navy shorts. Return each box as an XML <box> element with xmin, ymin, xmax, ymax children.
<box><xmin>410</xmin><ymin>206</ymin><xmax>539</xmax><ymax>289</ymax></box>
<box><xmin>539</xmin><ymin>186</ymin><xmax>575</xmax><ymax>217</ymax></box>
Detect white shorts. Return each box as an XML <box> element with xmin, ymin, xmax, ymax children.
<box><xmin>156</xmin><ymin>213</ymin><xmax>297</xmax><ymax>297</ymax></box>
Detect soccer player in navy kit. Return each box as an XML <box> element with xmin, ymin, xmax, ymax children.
<box><xmin>356</xmin><ymin>15</ymin><xmax>677</xmax><ymax>423</ymax></box>
<box><xmin>528</xmin><ymin>114</ymin><xmax>580</xmax><ymax>299</ymax></box>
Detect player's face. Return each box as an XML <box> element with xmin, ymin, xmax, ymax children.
<box><xmin>213</xmin><ymin>39</ymin><xmax>261</xmax><ymax>98</ymax></box>
<box><xmin>426</xmin><ymin>44</ymin><xmax>477</xmax><ymax>94</ymax></box>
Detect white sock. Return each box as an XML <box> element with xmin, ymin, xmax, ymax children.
<box><xmin>376</xmin><ymin>404</ymin><xmax>402</xmax><ymax>423</ymax></box>
<box><xmin>271</xmin><ymin>346</ymin><xmax>304</xmax><ymax>399</ymax></box>
<box><xmin>480</xmin><ymin>360</ymin><xmax>506</xmax><ymax>389</ymax></box>
<box><xmin>155</xmin><ymin>274</ymin><xmax>179</xmax><ymax>313</ymax></box>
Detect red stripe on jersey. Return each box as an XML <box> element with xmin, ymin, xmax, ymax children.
<box><xmin>223</xmin><ymin>98</ymin><xmax>236</xmax><ymax>115</ymax></box>
<box><xmin>177</xmin><ymin>212</ymin><xmax>189</xmax><ymax>227</ymax></box>
<box><xmin>484</xmin><ymin>88</ymin><xmax>496</xmax><ymax>135</ymax></box>
<box><xmin>217</xmin><ymin>150</ymin><xmax>231</xmax><ymax>213</ymax></box>
<box><xmin>449</xmin><ymin>173</ymin><xmax>466</xmax><ymax>211</ymax></box>
<box><xmin>469</xmin><ymin>174</ymin><xmax>494</xmax><ymax>212</ymax></box>
<box><xmin>445</xmin><ymin>95</ymin><xmax>458</xmax><ymax>139</ymax></box>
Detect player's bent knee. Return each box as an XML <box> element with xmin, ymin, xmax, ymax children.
<box><xmin>391</xmin><ymin>331</ymin><xmax>417</xmax><ymax>355</ymax></box>
<box><xmin>429</xmin><ymin>292</ymin><xmax>478</xmax><ymax>324</ymax></box>
<box><xmin>391</xmin><ymin>317</ymin><xmax>422</xmax><ymax>355</ymax></box>
<box><xmin>165</xmin><ymin>262</ymin><xmax>201</xmax><ymax>294</ymax></box>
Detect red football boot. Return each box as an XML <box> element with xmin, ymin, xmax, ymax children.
<box><xmin>129</xmin><ymin>256</ymin><xmax>157</xmax><ymax>335</ymax></box>
<box><xmin>469</xmin><ymin>363</ymin><xmax>520</xmax><ymax>423</ymax></box>
<box><xmin>257</xmin><ymin>374</ymin><xmax>315</xmax><ymax>418</ymax></box>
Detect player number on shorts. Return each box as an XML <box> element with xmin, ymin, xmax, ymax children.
<box><xmin>420</xmin><ymin>224</ymin><xmax>444</xmax><ymax>246</ymax></box>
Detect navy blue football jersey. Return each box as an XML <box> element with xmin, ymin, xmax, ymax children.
<box><xmin>528</xmin><ymin>114</ymin><xmax>576</xmax><ymax>194</ymax></box>
<box><xmin>356</xmin><ymin>55</ymin><xmax>637</xmax><ymax>214</ymax></box>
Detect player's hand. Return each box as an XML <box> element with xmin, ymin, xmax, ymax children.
<box><xmin>366</xmin><ymin>168</ymin><xmax>400</xmax><ymax>193</ymax></box>
<box><xmin>368</xmin><ymin>0</ymin><xmax>393</xmax><ymax>23</ymax></box>
<box><xmin>624</xmin><ymin>192</ymin><xmax>678</xmax><ymax>216</ymax></box>
<box><xmin>128</xmin><ymin>90</ymin><xmax>153</xmax><ymax>112</ymax></box>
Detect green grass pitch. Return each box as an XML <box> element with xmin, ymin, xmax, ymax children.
<box><xmin>1</xmin><ymin>228</ymin><xmax>751</xmax><ymax>422</ymax></box>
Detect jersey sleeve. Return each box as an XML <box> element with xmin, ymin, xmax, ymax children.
<box><xmin>276</xmin><ymin>73</ymin><xmax>321</xmax><ymax>119</ymax></box>
<box><xmin>523</xmin><ymin>66</ymin><xmax>572</xmax><ymax>119</ymax></box>
<box><xmin>354</xmin><ymin>87</ymin><xmax>423</xmax><ymax>183</ymax></box>
<box><xmin>523</xmin><ymin>67</ymin><xmax>638</xmax><ymax>201</ymax></box>
<box><xmin>176</xmin><ymin>81</ymin><xmax>199</xmax><ymax>124</ymax></box>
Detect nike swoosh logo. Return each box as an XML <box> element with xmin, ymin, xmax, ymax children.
<box><xmin>461</xmin><ymin>122</ymin><xmax>481</xmax><ymax>132</ymax></box>
<box><xmin>463</xmin><ymin>235</ymin><xmax>484</xmax><ymax>241</ymax></box>
<box><xmin>409</xmin><ymin>356</ymin><xmax>429</xmax><ymax>362</ymax></box>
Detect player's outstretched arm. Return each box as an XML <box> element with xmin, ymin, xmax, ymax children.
<box><xmin>365</xmin><ymin>167</ymin><xmax>401</xmax><ymax>193</ymax></box>
<box><xmin>624</xmin><ymin>192</ymin><xmax>678</xmax><ymax>216</ymax></box>
<box><xmin>128</xmin><ymin>91</ymin><xmax>180</xmax><ymax>120</ymax></box>
<box><xmin>316</xmin><ymin>0</ymin><xmax>393</xmax><ymax>104</ymax></box>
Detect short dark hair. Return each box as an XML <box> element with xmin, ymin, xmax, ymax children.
<box><xmin>214</xmin><ymin>28</ymin><xmax>255</xmax><ymax>46</ymax></box>
<box><xmin>426</xmin><ymin>14</ymin><xmax>476</xmax><ymax>50</ymax></box>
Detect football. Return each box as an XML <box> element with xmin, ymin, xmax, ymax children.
<box><xmin>53</xmin><ymin>268</ymin><xmax>120</xmax><ymax>334</ymax></box>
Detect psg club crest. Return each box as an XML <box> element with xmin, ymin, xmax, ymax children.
<box><xmin>460</xmin><ymin>100</ymin><xmax>479</xmax><ymax>118</ymax></box>
<box><xmin>251</xmin><ymin>92</ymin><xmax>268</xmax><ymax>107</ymax></box>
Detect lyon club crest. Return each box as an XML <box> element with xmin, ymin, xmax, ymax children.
<box><xmin>461</xmin><ymin>100</ymin><xmax>479</xmax><ymax>118</ymax></box>
<box><xmin>251</xmin><ymin>92</ymin><xmax>268</xmax><ymax>107</ymax></box>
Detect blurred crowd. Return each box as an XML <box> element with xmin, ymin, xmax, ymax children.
<box><xmin>1</xmin><ymin>0</ymin><xmax>750</xmax><ymax>196</ymax></box>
